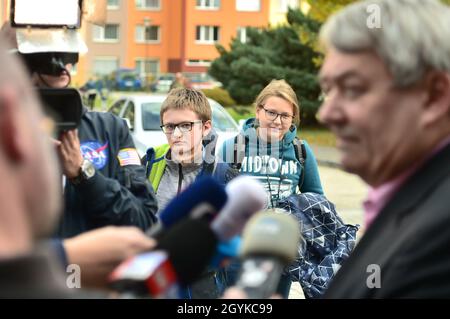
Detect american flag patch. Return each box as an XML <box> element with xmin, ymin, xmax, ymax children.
<box><xmin>117</xmin><ymin>148</ymin><xmax>141</xmax><ymax>166</ymax></box>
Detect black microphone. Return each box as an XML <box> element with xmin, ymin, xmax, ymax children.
<box><xmin>146</xmin><ymin>177</ymin><xmax>227</xmax><ymax>239</ymax></box>
<box><xmin>109</xmin><ymin>218</ymin><xmax>218</xmax><ymax>298</ymax></box>
<box><xmin>235</xmin><ymin>210</ymin><xmax>301</xmax><ymax>299</ymax></box>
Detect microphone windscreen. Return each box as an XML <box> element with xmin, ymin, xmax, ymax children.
<box><xmin>240</xmin><ymin>210</ymin><xmax>301</xmax><ymax>264</ymax></box>
<box><xmin>212</xmin><ymin>176</ymin><xmax>267</xmax><ymax>241</ymax></box>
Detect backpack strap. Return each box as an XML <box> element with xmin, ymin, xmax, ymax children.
<box><xmin>201</xmin><ymin>160</ymin><xmax>216</xmax><ymax>176</ymax></box>
<box><xmin>142</xmin><ymin>147</ymin><xmax>156</xmax><ymax>179</ymax></box>
<box><xmin>293</xmin><ymin>137</ymin><xmax>307</xmax><ymax>191</ymax></box>
<box><xmin>232</xmin><ymin>133</ymin><xmax>247</xmax><ymax>170</ymax></box>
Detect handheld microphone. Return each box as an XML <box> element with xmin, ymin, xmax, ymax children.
<box><xmin>147</xmin><ymin>177</ymin><xmax>227</xmax><ymax>238</ymax></box>
<box><xmin>211</xmin><ymin>176</ymin><xmax>267</xmax><ymax>241</ymax></box>
<box><xmin>110</xmin><ymin>218</ymin><xmax>219</xmax><ymax>298</ymax></box>
<box><xmin>235</xmin><ymin>210</ymin><xmax>301</xmax><ymax>299</ymax></box>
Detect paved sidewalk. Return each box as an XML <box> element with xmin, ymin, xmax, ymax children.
<box><xmin>309</xmin><ymin>144</ymin><xmax>342</xmax><ymax>169</ymax></box>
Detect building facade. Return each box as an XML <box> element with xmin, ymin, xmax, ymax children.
<box><xmin>74</xmin><ymin>0</ymin><xmax>270</xmax><ymax>85</ymax></box>
<box><xmin>2</xmin><ymin>0</ymin><xmax>306</xmax><ymax>87</ymax></box>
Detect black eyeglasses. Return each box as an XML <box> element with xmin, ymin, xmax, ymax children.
<box><xmin>160</xmin><ymin>120</ymin><xmax>203</xmax><ymax>134</ymax></box>
<box><xmin>260</xmin><ymin>106</ymin><xmax>294</xmax><ymax>123</ymax></box>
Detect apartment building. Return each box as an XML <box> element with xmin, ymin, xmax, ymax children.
<box><xmin>1</xmin><ymin>0</ymin><xmax>273</xmax><ymax>86</ymax></box>
<box><xmin>181</xmin><ymin>0</ymin><xmax>270</xmax><ymax>73</ymax></box>
<box><xmin>75</xmin><ymin>0</ymin><xmax>270</xmax><ymax>85</ymax></box>
<box><xmin>70</xmin><ymin>0</ymin><xmax>131</xmax><ymax>86</ymax></box>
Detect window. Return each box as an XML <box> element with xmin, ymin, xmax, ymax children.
<box><xmin>136</xmin><ymin>0</ymin><xmax>160</xmax><ymax>10</ymax></box>
<box><xmin>195</xmin><ymin>26</ymin><xmax>219</xmax><ymax>43</ymax></box>
<box><xmin>210</xmin><ymin>101</ymin><xmax>238</xmax><ymax>132</ymax></box>
<box><xmin>108</xmin><ymin>99</ymin><xmax>127</xmax><ymax>116</ymax></box>
<box><xmin>142</xmin><ymin>102</ymin><xmax>164</xmax><ymax>130</ymax></box>
<box><xmin>236</xmin><ymin>0</ymin><xmax>260</xmax><ymax>12</ymax></box>
<box><xmin>123</xmin><ymin>102</ymin><xmax>135</xmax><ymax>130</ymax></box>
<box><xmin>237</xmin><ymin>27</ymin><xmax>247</xmax><ymax>43</ymax></box>
<box><xmin>92</xmin><ymin>24</ymin><xmax>119</xmax><ymax>42</ymax></box>
<box><xmin>135</xmin><ymin>59</ymin><xmax>160</xmax><ymax>77</ymax></box>
<box><xmin>93</xmin><ymin>57</ymin><xmax>119</xmax><ymax>76</ymax></box>
<box><xmin>278</xmin><ymin>0</ymin><xmax>298</xmax><ymax>12</ymax></box>
<box><xmin>135</xmin><ymin>25</ymin><xmax>160</xmax><ymax>42</ymax></box>
<box><xmin>107</xmin><ymin>0</ymin><xmax>119</xmax><ymax>9</ymax></box>
<box><xmin>196</xmin><ymin>0</ymin><xmax>220</xmax><ymax>10</ymax></box>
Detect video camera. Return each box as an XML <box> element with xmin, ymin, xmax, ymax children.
<box><xmin>10</xmin><ymin>0</ymin><xmax>91</xmax><ymax>135</ymax></box>
<box><xmin>37</xmin><ymin>88</ymin><xmax>83</xmax><ymax>136</ymax></box>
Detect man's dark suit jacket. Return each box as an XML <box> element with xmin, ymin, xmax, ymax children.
<box><xmin>324</xmin><ymin>142</ymin><xmax>450</xmax><ymax>298</ymax></box>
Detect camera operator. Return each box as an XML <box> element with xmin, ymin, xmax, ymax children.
<box><xmin>2</xmin><ymin>22</ymin><xmax>158</xmax><ymax>238</ymax></box>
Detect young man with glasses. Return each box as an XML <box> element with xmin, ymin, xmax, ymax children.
<box><xmin>144</xmin><ymin>87</ymin><xmax>236</xmax><ymax>298</ymax></box>
<box><xmin>145</xmin><ymin>87</ymin><xmax>235</xmax><ymax>213</ymax></box>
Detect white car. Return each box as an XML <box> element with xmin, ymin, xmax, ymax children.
<box><xmin>107</xmin><ymin>94</ymin><xmax>240</xmax><ymax>157</ymax></box>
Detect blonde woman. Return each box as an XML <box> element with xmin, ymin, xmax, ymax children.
<box><xmin>218</xmin><ymin>79</ymin><xmax>324</xmax><ymax>298</ymax></box>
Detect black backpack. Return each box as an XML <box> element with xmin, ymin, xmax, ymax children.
<box><xmin>230</xmin><ymin>133</ymin><xmax>307</xmax><ymax>191</ymax></box>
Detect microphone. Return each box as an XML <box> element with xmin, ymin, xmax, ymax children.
<box><xmin>110</xmin><ymin>218</ymin><xmax>218</xmax><ymax>298</ymax></box>
<box><xmin>208</xmin><ymin>176</ymin><xmax>267</xmax><ymax>268</ymax></box>
<box><xmin>147</xmin><ymin>177</ymin><xmax>227</xmax><ymax>238</ymax></box>
<box><xmin>211</xmin><ymin>175</ymin><xmax>267</xmax><ymax>242</ymax></box>
<box><xmin>235</xmin><ymin>210</ymin><xmax>301</xmax><ymax>299</ymax></box>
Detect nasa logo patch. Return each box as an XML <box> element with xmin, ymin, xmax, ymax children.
<box><xmin>80</xmin><ymin>141</ymin><xmax>109</xmax><ymax>170</ymax></box>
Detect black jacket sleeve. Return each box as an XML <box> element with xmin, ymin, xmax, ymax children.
<box><xmin>75</xmin><ymin>116</ymin><xmax>158</xmax><ymax>230</ymax></box>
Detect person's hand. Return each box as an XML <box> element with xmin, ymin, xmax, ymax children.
<box><xmin>63</xmin><ymin>226</ymin><xmax>156</xmax><ymax>289</ymax></box>
<box><xmin>0</xmin><ymin>22</ymin><xmax>17</xmax><ymax>51</ymax></box>
<box><xmin>57</xmin><ymin>129</ymin><xmax>84</xmax><ymax>179</ymax></box>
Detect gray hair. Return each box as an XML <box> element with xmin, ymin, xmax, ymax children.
<box><xmin>320</xmin><ymin>0</ymin><xmax>450</xmax><ymax>87</ymax></box>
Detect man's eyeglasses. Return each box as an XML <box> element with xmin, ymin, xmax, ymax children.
<box><xmin>160</xmin><ymin>120</ymin><xmax>203</xmax><ymax>134</ymax></box>
<box><xmin>260</xmin><ymin>105</ymin><xmax>294</xmax><ymax>123</ymax></box>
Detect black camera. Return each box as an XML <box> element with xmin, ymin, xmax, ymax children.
<box><xmin>37</xmin><ymin>88</ymin><xmax>83</xmax><ymax>136</ymax></box>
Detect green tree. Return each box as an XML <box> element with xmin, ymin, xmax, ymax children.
<box><xmin>305</xmin><ymin>0</ymin><xmax>357</xmax><ymax>22</ymax></box>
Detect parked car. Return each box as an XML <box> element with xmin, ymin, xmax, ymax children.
<box><xmin>149</xmin><ymin>73</ymin><xmax>175</xmax><ymax>93</ymax></box>
<box><xmin>184</xmin><ymin>72</ymin><xmax>222</xmax><ymax>90</ymax></box>
<box><xmin>111</xmin><ymin>68</ymin><xmax>143</xmax><ymax>91</ymax></box>
<box><xmin>107</xmin><ymin>94</ymin><xmax>240</xmax><ymax>156</ymax></box>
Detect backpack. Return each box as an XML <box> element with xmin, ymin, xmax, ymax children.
<box><xmin>277</xmin><ymin>192</ymin><xmax>360</xmax><ymax>298</ymax></box>
<box><xmin>231</xmin><ymin>133</ymin><xmax>307</xmax><ymax>190</ymax></box>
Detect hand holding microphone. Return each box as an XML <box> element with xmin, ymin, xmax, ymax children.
<box><xmin>109</xmin><ymin>218</ymin><xmax>218</xmax><ymax>298</ymax></box>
